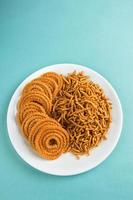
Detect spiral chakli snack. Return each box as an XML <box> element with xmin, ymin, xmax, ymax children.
<box><xmin>17</xmin><ymin>102</ymin><xmax>46</xmax><ymax>124</ymax></box>
<box><xmin>22</xmin><ymin>80</ymin><xmax>53</xmax><ymax>100</ymax></box>
<box><xmin>41</xmin><ymin>72</ymin><xmax>63</xmax><ymax>91</ymax></box>
<box><xmin>16</xmin><ymin>71</ymin><xmax>70</xmax><ymax>160</ymax></box>
<box><xmin>38</xmin><ymin>77</ymin><xmax>59</xmax><ymax>98</ymax></box>
<box><xmin>34</xmin><ymin>125</ymin><xmax>69</xmax><ymax>160</ymax></box>
<box><xmin>18</xmin><ymin>91</ymin><xmax>52</xmax><ymax>114</ymax></box>
<box><xmin>21</xmin><ymin>112</ymin><xmax>47</xmax><ymax>138</ymax></box>
<box><xmin>22</xmin><ymin>84</ymin><xmax>44</xmax><ymax>95</ymax></box>
<box><xmin>28</xmin><ymin>118</ymin><xmax>61</xmax><ymax>148</ymax></box>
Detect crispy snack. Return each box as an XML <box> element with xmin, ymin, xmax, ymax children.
<box><xmin>52</xmin><ymin>71</ymin><xmax>112</xmax><ymax>157</ymax></box>
<box><xmin>17</xmin><ymin>102</ymin><xmax>46</xmax><ymax>124</ymax></box>
<box><xmin>21</xmin><ymin>112</ymin><xmax>47</xmax><ymax>138</ymax></box>
<box><xmin>28</xmin><ymin>118</ymin><xmax>60</xmax><ymax>148</ymax></box>
<box><xmin>38</xmin><ymin>77</ymin><xmax>59</xmax><ymax>97</ymax></box>
<box><xmin>16</xmin><ymin>71</ymin><xmax>112</xmax><ymax>160</ymax></box>
<box><xmin>41</xmin><ymin>72</ymin><xmax>63</xmax><ymax>90</ymax></box>
<box><xmin>22</xmin><ymin>84</ymin><xmax>44</xmax><ymax>94</ymax></box>
<box><xmin>18</xmin><ymin>91</ymin><xmax>52</xmax><ymax>114</ymax></box>
<box><xmin>22</xmin><ymin>80</ymin><xmax>52</xmax><ymax>100</ymax></box>
<box><xmin>34</xmin><ymin>125</ymin><xmax>69</xmax><ymax>160</ymax></box>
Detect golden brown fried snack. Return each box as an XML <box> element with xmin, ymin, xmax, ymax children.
<box><xmin>28</xmin><ymin>118</ymin><xmax>60</xmax><ymax>148</ymax></box>
<box><xmin>41</xmin><ymin>72</ymin><xmax>63</xmax><ymax>90</ymax></box>
<box><xmin>22</xmin><ymin>80</ymin><xmax>52</xmax><ymax>100</ymax></box>
<box><xmin>17</xmin><ymin>102</ymin><xmax>46</xmax><ymax>124</ymax></box>
<box><xmin>18</xmin><ymin>91</ymin><xmax>52</xmax><ymax>114</ymax></box>
<box><xmin>34</xmin><ymin>125</ymin><xmax>69</xmax><ymax>160</ymax></box>
<box><xmin>21</xmin><ymin>112</ymin><xmax>47</xmax><ymax>138</ymax></box>
<box><xmin>22</xmin><ymin>84</ymin><xmax>44</xmax><ymax>94</ymax></box>
<box><xmin>52</xmin><ymin>71</ymin><xmax>112</xmax><ymax>157</ymax></box>
<box><xmin>38</xmin><ymin>77</ymin><xmax>59</xmax><ymax>98</ymax></box>
<box><xmin>16</xmin><ymin>70</ymin><xmax>111</xmax><ymax>160</ymax></box>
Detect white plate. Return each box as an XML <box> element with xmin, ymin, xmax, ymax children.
<box><xmin>7</xmin><ymin>64</ymin><xmax>123</xmax><ymax>176</ymax></box>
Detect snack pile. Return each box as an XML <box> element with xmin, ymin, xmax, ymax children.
<box><xmin>17</xmin><ymin>71</ymin><xmax>112</xmax><ymax>160</ymax></box>
<box><xmin>17</xmin><ymin>72</ymin><xmax>69</xmax><ymax>160</ymax></box>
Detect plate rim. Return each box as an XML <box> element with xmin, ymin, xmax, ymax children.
<box><xmin>7</xmin><ymin>63</ymin><xmax>123</xmax><ymax>176</ymax></box>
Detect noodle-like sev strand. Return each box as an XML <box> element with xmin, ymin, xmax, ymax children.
<box><xmin>52</xmin><ymin>71</ymin><xmax>112</xmax><ymax>157</ymax></box>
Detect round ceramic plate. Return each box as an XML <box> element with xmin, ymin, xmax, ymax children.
<box><xmin>7</xmin><ymin>64</ymin><xmax>123</xmax><ymax>176</ymax></box>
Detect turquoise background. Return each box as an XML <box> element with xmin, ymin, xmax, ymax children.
<box><xmin>0</xmin><ymin>0</ymin><xmax>133</xmax><ymax>199</ymax></box>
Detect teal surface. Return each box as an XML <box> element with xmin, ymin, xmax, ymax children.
<box><xmin>0</xmin><ymin>0</ymin><xmax>132</xmax><ymax>199</ymax></box>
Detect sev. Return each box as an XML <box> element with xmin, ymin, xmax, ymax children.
<box><xmin>52</xmin><ymin>71</ymin><xmax>112</xmax><ymax>158</ymax></box>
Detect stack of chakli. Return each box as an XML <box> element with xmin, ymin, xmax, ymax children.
<box><xmin>17</xmin><ymin>71</ymin><xmax>112</xmax><ymax>160</ymax></box>
<box><xmin>17</xmin><ymin>72</ymin><xmax>69</xmax><ymax>160</ymax></box>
